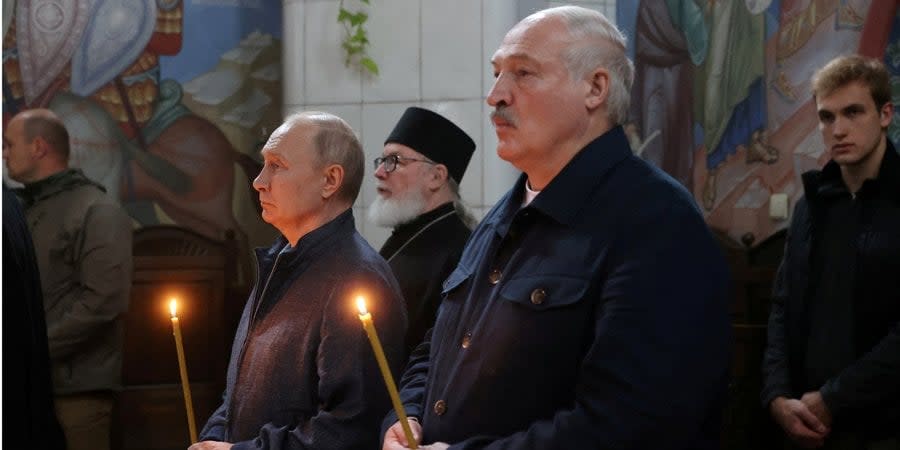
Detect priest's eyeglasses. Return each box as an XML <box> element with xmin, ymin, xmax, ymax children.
<box><xmin>373</xmin><ymin>154</ymin><xmax>437</xmax><ymax>173</ymax></box>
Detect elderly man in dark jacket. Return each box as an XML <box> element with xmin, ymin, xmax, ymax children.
<box><xmin>382</xmin><ymin>6</ymin><xmax>732</xmax><ymax>450</ymax></box>
<box><xmin>762</xmin><ymin>55</ymin><xmax>900</xmax><ymax>450</ymax></box>
<box><xmin>195</xmin><ymin>112</ymin><xmax>407</xmax><ymax>450</ymax></box>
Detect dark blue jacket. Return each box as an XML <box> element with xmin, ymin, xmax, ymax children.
<box><xmin>2</xmin><ymin>186</ymin><xmax>66</xmax><ymax>450</ymax></box>
<box><xmin>201</xmin><ymin>209</ymin><xmax>407</xmax><ymax>449</ymax></box>
<box><xmin>387</xmin><ymin>126</ymin><xmax>732</xmax><ymax>449</ymax></box>
<box><xmin>762</xmin><ymin>142</ymin><xmax>900</xmax><ymax>439</ymax></box>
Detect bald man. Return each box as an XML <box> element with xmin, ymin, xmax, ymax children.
<box><xmin>3</xmin><ymin>109</ymin><xmax>133</xmax><ymax>450</ymax></box>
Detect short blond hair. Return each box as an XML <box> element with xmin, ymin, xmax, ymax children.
<box><xmin>811</xmin><ymin>55</ymin><xmax>891</xmax><ymax>109</ymax></box>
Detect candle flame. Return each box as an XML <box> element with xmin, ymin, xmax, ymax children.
<box><xmin>169</xmin><ymin>299</ymin><xmax>178</xmax><ymax>318</ymax></box>
<box><xmin>356</xmin><ymin>296</ymin><xmax>368</xmax><ymax>315</ymax></box>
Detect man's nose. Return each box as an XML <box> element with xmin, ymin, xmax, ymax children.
<box><xmin>832</xmin><ymin>117</ymin><xmax>849</xmax><ymax>137</ymax></box>
<box><xmin>487</xmin><ymin>74</ymin><xmax>510</xmax><ymax>107</ymax></box>
<box><xmin>374</xmin><ymin>161</ymin><xmax>388</xmax><ymax>179</ymax></box>
<box><xmin>253</xmin><ymin>169</ymin><xmax>268</xmax><ymax>192</ymax></box>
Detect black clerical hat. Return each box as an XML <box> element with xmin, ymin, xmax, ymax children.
<box><xmin>384</xmin><ymin>107</ymin><xmax>475</xmax><ymax>183</ymax></box>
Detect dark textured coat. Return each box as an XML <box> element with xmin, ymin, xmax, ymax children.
<box><xmin>386</xmin><ymin>126</ymin><xmax>732</xmax><ymax>449</ymax></box>
<box><xmin>762</xmin><ymin>142</ymin><xmax>900</xmax><ymax>439</ymax></box>
<box><xmin>201</xmin><ymin>210</ymin><xmax>407</xmax><ymax>449</ymax></box>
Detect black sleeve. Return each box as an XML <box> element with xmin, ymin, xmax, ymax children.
<box><xmin>760</xmin><ymin>201</ymin><xmax>805</xmax><ymax>407</ymax></box>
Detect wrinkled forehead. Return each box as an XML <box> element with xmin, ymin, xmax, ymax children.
<box><xmin>492</xmin><ymin>15</ymin><xmax>569</xmax><ymax>64</ymax></box>
<box><xmin>262</xmin><ymin>121</ymin><xmax>315</xmax><ymax>156</ymax></box>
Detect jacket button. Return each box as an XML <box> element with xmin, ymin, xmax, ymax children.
<box><xmin>434</xmin><ymin>399</ymin><xmax>447</xmax><ymax>416</ymax></box>
<box><xmin>461</xmin><ymin>332</ymin><xmax>472</xmax><ymax>349</ymax></box>
<box><xmin>530</xmin><ymin>288</ymin><xmax>547</xmax><ymax>305</ymax></box>
<box><xmin>488</xmin><ymin>269</ymin><xmax>502</xmax><ymax>285</ymax></box>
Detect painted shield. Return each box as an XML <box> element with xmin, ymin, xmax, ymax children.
<box><xmin>70</xmin><ymin>0</ymin><xmax>156</xmax><ymax>97</ymax></box>
<box><xmin>49</xmin><ymin>92</ymin><xmax>126</xmax><ymax>202</ymax></box>
<box><xmin>15</xmin><ymin>0</ymin><xmax>91</xmax><ymax>104</ymax></box>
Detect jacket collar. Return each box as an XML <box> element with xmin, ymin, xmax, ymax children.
<box><xmin>255</xmin><ymin>208</ymin><xmax>357</xmax><ymax>274</ymax></box>
<box><xmin>803</xmin><ymin>139</ymin><xmax>900</xmax><ymax>207</ymax></box>
<box><xmin>876</xmin><ymin>139</ymin><xmax>900</xmax><ymax>199</ymax></box>
<box><xmin>14</xmin><ymin>168</ymin><xmax>106</xmax><ymax>208</ymax></box>
<box><xmin>488</xmin><ymin>125</ymin><xmax>632</xmax><ymax>234</ymax></box>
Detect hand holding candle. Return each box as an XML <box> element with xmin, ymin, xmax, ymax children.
<box><xmin>170</xmin><ymin>299</ymin><xmax>198</xmax><ymax>443</ymax></box>
<box><xmin>356</xmin><ymin>296</ymin><xmax>418</xmax><ymax>449</ymax></box>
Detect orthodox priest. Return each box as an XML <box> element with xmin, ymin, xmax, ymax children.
<box><xmin>368</xmin><ymin>107</ymin><xmax>476</xmax><ymax>355</ymax></box>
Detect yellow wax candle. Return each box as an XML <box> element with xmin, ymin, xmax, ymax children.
<box><xmin>356</xmin><ymin>296</ymin><xmax>417</xmax><ymax>449</ymax></box>
<box><xmin>170</xmin><ymin>299</ymin><xmax>198</xmax><ymax>443</ymax></box>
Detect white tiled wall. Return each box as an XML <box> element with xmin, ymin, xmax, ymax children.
<box><xmin>363</xmin><ymin>0</ymin><xmax>420</xmax><ymax>102</ymax></box>
<box><xmin>421</xmin><ymin>0</ymin><xmax>482</xmax><ymax>100</ymax></box>
<box><xmin>283</xmin><ymin>1</ymin><xmax>306</xmax><ymax>106</ymax></box>
<box><xmin>283</xmin><ymin>0</ymin><xmax>617</xmax><ymax>249</ymax></box>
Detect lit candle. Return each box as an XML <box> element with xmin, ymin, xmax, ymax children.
<box><xmin>356</xmin><ymin>296</ymin><xmax>417</xmax><ymax>449</ymax></box>
<box><xmin>170</xmin><ymin>299</ymin><xmax>198</xmax><ymax>443</ymax></box>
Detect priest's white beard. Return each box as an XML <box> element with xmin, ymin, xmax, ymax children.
<box><xmin>368</xmin><ymin>188</ymin><xmax>427</xmax><ymax>228</ymax></box>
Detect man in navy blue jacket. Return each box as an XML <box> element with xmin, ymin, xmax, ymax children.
<box><xmin>194</xmin><ymin>112</ymin><xmax>407</xmax><ymax>450</ymax></box>
<box><xmin>382</xmin><ymin>6</ymin><xmax>732</xmax><ymax>450</ymax></box>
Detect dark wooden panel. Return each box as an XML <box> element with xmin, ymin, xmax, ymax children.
<box><xmin>716</xmin><ymin>230</ymin><xmax>786</xmax><ymax>450</ymax></box>
<box><xmin>124</xmin><ymin>274</ymin><xmax>225</xmax><ymax>385</ymax></box>
<box><xmin>118</xmin><ymin>383</ymin><xmax>220</xmax><ymax>450</ymax></box>
<box><xmin>114</xmin><ymin>226</ymin><xmax>247</xmax><ymax>450</ymax></box>
<box><xmin>732</xmin><ymin>324</ymin><xmax>767</xmax><ymax>377</ymax></box>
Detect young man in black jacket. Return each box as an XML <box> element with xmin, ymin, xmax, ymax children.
<box><xmin>762</xmin><ymin>55</ymin><xmax>900</xmax><ymax>450</ymax></box>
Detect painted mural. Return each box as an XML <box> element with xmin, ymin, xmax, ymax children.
<box><xmin>618</xmin><ymin>0</ymin><xmax>900</xmax><ymax>247</ymax></box>
<box><xmin>2</xmin><ymin>0</ymin><xmax>282</xmax><ymax>281</ymax></box>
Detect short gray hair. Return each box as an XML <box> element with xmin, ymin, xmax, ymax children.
<box><xmin>542</xmin><ymin>6</ymin><xmax>634</xmax><ymax>125</ymax></box>
<box><xmin>285</xmin><ymin>111</ymin><xmax>364</xmax><ymax>204</ymax></box>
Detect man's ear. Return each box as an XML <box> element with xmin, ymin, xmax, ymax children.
<box><xmin>880</xmin><ymin>101</ymin><xmax>894</xmax><ymax>129</ymax></box>
<box><xmin>31</xmin><ymin>136</ymin><xmax>49</xmax><ymax>159</ymax></box>
<box><xmin>427</xmin><ymin>164</ymin><xmax>449</xmax><ymax>190</ymax></box>
<box><xmin>322</xmin><ymin>164</ymin><xmax>344</xmax><ymax>199</ymax></box>
<box><xmin>585</xmin><ymin>67</ymin><xmax>610</xmax><ymax>111</ymax></box>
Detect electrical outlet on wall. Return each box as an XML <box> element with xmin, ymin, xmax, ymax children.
<box><xmin>769</xmin><ymin>193</ymin><xmax>789</xmax><ymax>220</ymax></box>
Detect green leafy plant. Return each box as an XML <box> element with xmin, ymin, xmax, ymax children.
<box><xmin>338</xmin><ymin>0</ymin><xmax>379</xmax><ymax>76</ymax></box>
